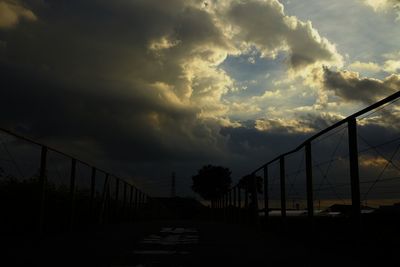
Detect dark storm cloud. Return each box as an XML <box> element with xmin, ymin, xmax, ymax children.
<box><xmin>323</xmin><ymin>67</ymin><xmax>400</xmax><ymax>104</ymax></box>
<box><xmin>221</xmin><ymin>123</ymin><xmax>308</xmax><ymax>155</ymax></box>
<box><xmin>0</xmin><ymin>62</ymin><xmax>202</xmax><ymax>162</ymax></box>
<box><xmin>0</xmin><ymin>0</ymin><xmax>345</xmax><ymax>169</ymax></box>
<box><xmin>2</xmin><ymin>0</ymin><xmax>229</xmax><ymax>83</ymax></box>
<box><xmin>0</xmin><ymin>0</ymin><xmax>228</xmax><ymax>196</ymax></box>
<box><xmin>4</xmin><ymin>0</ymin><xmax>395</xmax><ymax>197</ymax></box>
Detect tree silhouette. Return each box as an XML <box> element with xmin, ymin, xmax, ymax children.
<box><xmin>191</xmin><ymin>165</ymin><xmax>232</xmax><ymax>200</ymax></box>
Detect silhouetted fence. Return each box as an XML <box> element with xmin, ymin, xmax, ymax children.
<box><xmin>212</xmin><ymin>91</ymin><xmax>400</xmax><ymax>231</ymax></box>
<box><xmin>0</xmin><ymin>128</ymin><xmax>150</xmax><ymax>233</ymax></box>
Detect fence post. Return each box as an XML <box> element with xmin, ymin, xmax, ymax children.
<box><xmin>229</xmin><ymin>190</ymin><xmax>232</xmax><ymax>222</ymax></box>
<box><xmin>99</xmin><ymin>173</ymin><xmax>109</xmax><ymax>224</ymax></box>
<box><xmin>223</xmin><ymin>193</ymin><xmax>227</xmax><ymax>222</ymax></box>
<box><xmin>348</xmin><ymin>117</ymin><xmax>361</xmax><ymax>228</ymax></box>
<box><xmin>244</xmin><ymin>186</ymin><xmax>249</xmax><ymax>208</ymax></box>
<box><xmin>38</xmin><ymin>146</ymin><xmax>48</xmax><ymax>233</ymax></box>
<box><xmin>233</xmin><ymin>186</ymin><xmax>237</xmax><ymax>208</ymax></box>
<box><xmin>264</xmin><ymin>166</ymin><xmax>269</xmax><ymax>223</ymax></box>
<box><xmin>141</xmin><ymin>193</ymin><xmax>146</xmax><ymax>219</ymax></box>
<box><xmin>69</xmin><ymin>159</ymin><xmax>76</xmax><ymax>231</ymax></box>
<box><xmin>233</xmin><ymin>186</ymin><xmax>237</xmax><ymax>222</ymax></box>
<box><xmin>238</xmin><ymin>186</ymin><xmax>241</xmax><ymax>208</ymax></box>
<box><xmin>115</xmin><ymin>178</ymin><xmax>120</xmax><ymax>222</ymax></box>
<box><xmin>137</xmin><ymin>191</ymin><xmax>141</xmax><ymax>209</ymax></box>
<box><xmin>216</xmin><ymin>197</ymin><xmax>219</xmax><ymax>219</ymax></box>
<box><xmin>90</xmin><ymin>167</ymin><xmax>96</xmax><ymax>221</ymax></box>
<box><xmin>134</xmin><ymin>188</ymin><xmax>139</xmax><ymax>218</ymax></box>
<box><xmin>250</xmin><ymin>174</ymin><xmax>259</xmax><ymax>225</ymax></box>
<box><xmin>138</xmin><ymin>191</ymin><xmax>142</xmax><ymax>219</ymax></box>
<box><xmin>280</xmin><ymin>156</ymin><xmax>287</xmax><ymax>223</ymax></box>
<box><xmin>129</xmin><ymin>185</ymin><xmax>134</xmax><ymax>221</ymax></box>
<box><xmin>305</xmin><ymin>142</ymin><xmax>314</xmax><ymax>223</ymax></box>
<box><xmin>238</xmin><ymin>186</ymin><xmax>242</xmax><ymax>222</ymax></box>
<box><xmin>219</xmin><ymin>196</ymin><xmax>222</xmax><ymax>220</ymax></box>
<box><xmin>123</xmin><ymin>181</ymin><xmax>127</xmax><ymax>221</ymax></box>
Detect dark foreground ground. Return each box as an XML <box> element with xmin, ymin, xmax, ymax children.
<box><xmin>1</xmin><ymin>218</ymin><xmax>399</xmax><ymax>266</ymax></box>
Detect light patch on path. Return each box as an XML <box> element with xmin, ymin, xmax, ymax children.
<box><xmin>114</xmin><ymin>226</ymin><xmax>200</xmax><ymax>266</ymax></box>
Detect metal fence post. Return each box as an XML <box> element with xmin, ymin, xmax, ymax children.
<box><xmin>123</xmin><ymin>181</ymin><xmax>127</xmax><ymax>220</ymax></box>
<box><xmin>305</xmin><ymin>142</ymin><xmax>314</xmax><ymax>222</ymax></box>
<box><xmin>348</xmin><ymin>117</ymin><xmax>361</xmax><ymax>228</ymax></box>
<box><xmin>38</xmin><ymin>146</ymin><xmax>48</xmax><ymax>233</ymax></box>
<box><xmin>229</xmin><ymin>190</ymin><xmax>232</xmax><ymax>207</ymax></box>
<box><xmin>138</xmin><ymin>191</ymin><xmax>142</xmax><ymax>219</ymax></box>
<box><xmin>229</xmin><ymin>190</ymin><xmax>232</xmax><ymax>222</ymax></box>
<box><xmin>244</xmin><ymin>186</ymin><xmax>249</xmax><ymax>224</ymax></box>
<box><xmin>99</xmin><ymin>173</ymin><xmax>109</xmax><ymax>224</ymax></box>
<box><xmin>264</xmin><ymin>166</ymin><xmax>269</xmax><ymax>223</ymax></box>
<box><xmin>238</xmin><ymin>187</ymin><xmax>242</xmax><ymax>223</ymax></box>
<box><xmin>129</xmin><ymin>185</ymin><xmax>134</xmax><ymax>221</ymax></box>
<box><xmin>90</xmin><ymin>167</ymin><xmax>96</xmax><ymax>221</ymax></box>
<box><xmin>134</xmin><ymin>187</ymin><xmax>139</xmax><ymax>217</ymax></box>
<box><xmin>250</xmin><ymin>174</ymin><xmax>259</xmax><ymax>225</ymax></box>
<box><xmin>233</xmin><ymin>186</ymin><xmax>237</xmax><ymax>208</ymax></box>
<box><xmin>238</xmin><ymin>187</ymin><xmax>241</xmax><ymax>209</ymax></box>
<box><xmin>223</xmin><ymin>193</ymin><xmax>226</xmax><ymax>221</ymax></box>
<box><xmin>280</xmin><ymin>156</ymin><xmax>287</xmax><ymax>222</ymax></box>
<box><xmin>69</xmin><ymin>159</ymin><xmax>76</xmax><ymax>231</ymax></box>
<box><xmin>115</xmin><ymin>178</ymin><xmax>120</xmax><ymax>220</ymax></box>
<box><xmin>244</xmin><ymin>187</ymin><xmax>249</xmax><ymax>208</ymax></box>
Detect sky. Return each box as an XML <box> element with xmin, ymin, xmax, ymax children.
<box><xmin>1</xmin><ymin>0</ymin><xmax>400</xmax><ymax>200</ymax></box>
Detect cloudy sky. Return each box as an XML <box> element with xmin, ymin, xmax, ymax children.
<box><xmin>1</xmin><ymin>0</ymin><xmax>400</xmax><ymax>198</ymax></box>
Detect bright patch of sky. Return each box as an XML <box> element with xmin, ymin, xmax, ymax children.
<box><xmin>217</xmin><ymin>0</ymin><xmax>400</xmax><ymax>124</ymax></box>
<box><xmin>282</xmin><ymin>0</ymin><xmax>400</xmax><ymax>78</ymax></box>
<box><xmin>220</xmin><ymin>48</ymin><xmax>286</xmax><ymax>98</ymax></box>
<box><xmin>219</xmin><ymin>50</ymin><xmax>320</xmax><ymax>121</ymax></box>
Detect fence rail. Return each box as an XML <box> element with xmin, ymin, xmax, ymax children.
<box><xmin>212</xmin><ymin>90</ymin><xmax>400</xmax><ymax>228</ymax></box>
<box><xmin>0</xmin><ymin>127</ymin><xmax>150</xmax><ymax>233</ymax></box>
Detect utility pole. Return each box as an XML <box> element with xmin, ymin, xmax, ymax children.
<box><xmin>171</xmin><ymin>172</ymin><xmax>176</xmax><ymax>198</ymax></box>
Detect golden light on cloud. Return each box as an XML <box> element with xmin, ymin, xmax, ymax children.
<box><xmin>149</xmin><ymin>36</ymin><xmax>181</xmax><ymax>52</ymax></box>
<box><xmin>364</xmin><ymin>0</ymin><xmax>392</xmax><ymax>11</ymax></box>
<box><xmin>362</xmin><ymin>0</ymin><xmax>400</xmax><ymax>20</ymax></box>
<box><xmin>0</xmin><ymin>0</ymin><xmax>37</xmax><ymax>29</ymax></box>
<box><xmin>384</xmin><ymin>60</ymin><xmax>400</xmax><ymax>73</ymax></box>
<box><xmin>348</xmin><ymin>61</ymin><xmax>381</xmax><ymax>73</ymax></box>
<box><xmin>2</xmin><ymin>0</ymin><xmax>400</xmax><ymax>200</ymax></box>
<box><xmin>360</xmin><ymin>155</ymin><xmax>388</xmax><ymax>168</ymax></box>
<box><xmin>254</xmin><ymin>118</ymin><xmax>315</xmax><ymax>133</ymax></box>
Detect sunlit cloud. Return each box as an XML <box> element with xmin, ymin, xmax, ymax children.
<box><xmin>1</xmin><ymin>0</ymin><xmax>400</xmax><ymax>195</ymax></box>
<box><xmin>254</xmin><ymin>118</ymin><xmax>315</xmax><ymax>133</ymax></box>
<box><xmin>348</xmin><ymin>61</ymin><xmax>381</xmax><ymax>73</ymax></box>
<box><xmin>360</xmin><ymin>155</ymin><xmax>388</xmax><ymax>168</ymax></box>
<box><xmin>0</xmin><ymin>0</ymin><xmax>36</xmax><ymax>29</ymax></box>
<box><xmin>322</xmin><ymin>68</ymin><xmax>400</xmax><ymax>104</ymax></box>
<box><xmin>221</xmin><ymin>0</ymin><xmax>343</xmax><ymax>72</ymax></box>
<box><xmin>362</xmin><ymin>0</ymin><xmax>400</xmax><ymax>20</ymax></box>
<box><xmin>383</xmin><ymin>60</ymin><xmax>400</xmax><ymax>73</ymax></box>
